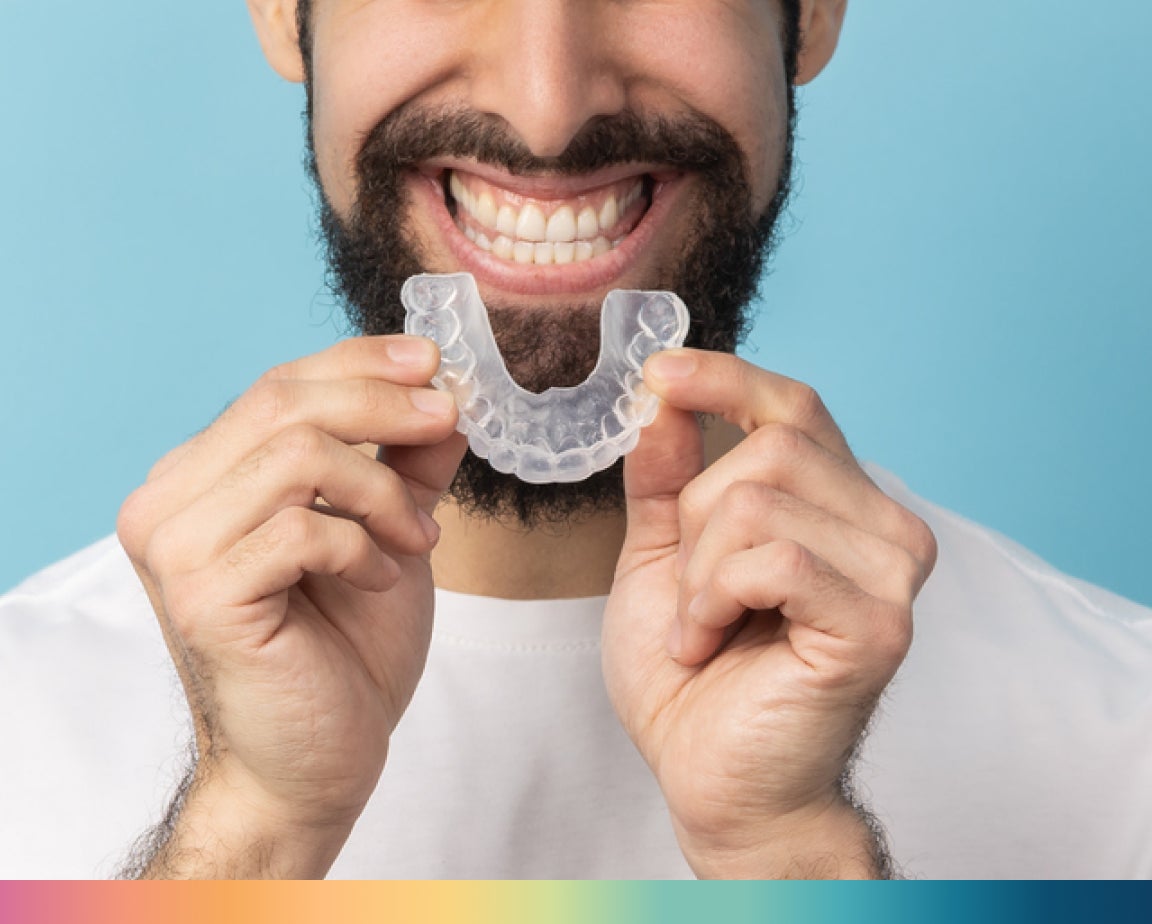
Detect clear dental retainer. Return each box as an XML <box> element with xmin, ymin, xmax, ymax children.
<box><xmin>401</xmin><ymin>273</ymin><xmax>690</xmax><ymax>484</ymax></box>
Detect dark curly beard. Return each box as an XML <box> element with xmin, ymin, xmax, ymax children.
<box><xmin>309</xmin><ymin>104</ymin><xmax>795</xmax><ymax>527</ymax></box>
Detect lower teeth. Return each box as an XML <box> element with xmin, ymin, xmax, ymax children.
<box><xmin>461</xmin><ymin>225</ymin><xmax>616</xmax><ymax>265</ymax></box>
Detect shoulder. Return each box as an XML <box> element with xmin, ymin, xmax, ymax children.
<box><xmin>861</xmin><ymin>465</ymin><xmax>1152</xmax><ymax>877</ymax></box>
<box><xmin>2</xmin><ymin>535</ymin><xmax>152</xmax><ymax>626</ymax></box>
<box><xmin>867</xmin><ymin>463</ymin><xmax>1151</xmax><ymax>635</ymax></box>
<box><xmin>0</xmin><ymin>533</ymin><xmax>167</xmax><ymax>684</ymax></box>
<box><xmin>0</xmin><ymin>533</ymin><xmax>170</xmax><ymax>711</ymax></box>
<box><xmin>0</xmin><ymin>538</ymin><xmax>183</xmax><ymax>878</ymax></box>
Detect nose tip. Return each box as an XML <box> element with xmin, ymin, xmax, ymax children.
<box><xmin>502</xmin><ymin>91</ymin><xmax>623</xmax><ymax>160</ymax></box>
<box><xmin>467</xmin><ymin>2</ymin><xmax>626</xmax><ymax>159</ymax></box>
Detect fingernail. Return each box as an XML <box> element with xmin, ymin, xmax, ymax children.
<box><xmin>410</xmin><ymin>388</ymin><xmax>456</xmax><ymax>418</ymax></box>
<box><xmin>418</xmin><ymin>509</ymin><xmax>441</xmax><ymax>546</ymax></box>
<box><xmin>666</xmin><ymin>620</ymin><xmax>683</xmax><ymax>658</ymax></box>
<box><xmin>649</xmin><ymin>350</ymin><xmax>697</xmax><ymax>380</ymax></box>
<box><xmin>387</xmin><ymin>336</ymin><xmax>435</xmax><ymax>367</ymax></box>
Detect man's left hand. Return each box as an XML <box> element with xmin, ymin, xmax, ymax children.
<box><xmin>602</xmin><ymin>350</ymin><xmax>937</xmax><ymax>879</ymax></box>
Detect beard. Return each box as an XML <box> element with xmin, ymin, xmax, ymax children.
<box><xmin>309</xmin><ymin>104</ymin><xmax>795</xmax><ymax>528</ymax></box>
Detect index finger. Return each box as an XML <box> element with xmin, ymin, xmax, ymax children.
<box><xmin>643</xmin><ymin>349</ymin><xmax>854</xmax><ymax>462</ymax></box>
<box><xmin>148</xmin><ymin>334</ymin><xmax>443</xmax><ymax>482</ymax></box>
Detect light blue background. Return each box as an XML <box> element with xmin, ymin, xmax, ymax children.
<box><xmin>1</xmin><ymin>1</ymin><xmax>1149</xmax><ymax>603</ymax></box>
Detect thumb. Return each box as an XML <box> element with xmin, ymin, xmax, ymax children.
<box><xmin>622</xmin><ymin>400</ymin><xmax>704</xmax><ymax>557</ymax></box>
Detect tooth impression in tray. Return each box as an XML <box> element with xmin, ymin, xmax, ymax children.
<box><xmin>401</xmin><ymin>272</ymin><xmax>690</xmax><ymax>484</ymax></box>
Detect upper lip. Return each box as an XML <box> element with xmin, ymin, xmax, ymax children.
<box><xmin>418</xmin><ymin>157</ymin><xmax>674</xmax><ymax>199</ymax></box>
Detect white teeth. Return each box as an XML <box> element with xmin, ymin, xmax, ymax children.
<box><xmin>460</xmin><ymin>223</ymin><xmax>619</xmax><ymax>265</ymax></box>
<box><xmin>450</xmin><ymin>170</ymin><xmax>646</xmax><ymax>265</ymax></box>
<box><xmin>577</xmin><ymin>206</ymin><xmax>598</xmax><ymax>240</ymax></box>
<box><xmin>545</xmin><ymin>206</ymin><xmax>577</xmax><ymax>243</ymax></box>
<box><xmin>492</xmin><ymin>235</ymin><xmax>514</xmax><ymax>259</ymax></box>
<box><xmin>476</xmin><ymin>192</ymin><xmax>498</xmax><ymax>230</ymax></box>
<box><xmin>495</xmin><ymin>205</ymin><xmax>518</xmax><ymax>236</ymax></box>
<box><xmin>515</xmin><ymin>203</ymin><xmax>547</xmax><ymax>242</ymax></box>
<box><xmin>598</xmin><ymin>196</ymin><xmax>618</xmax><ymax>232</ymax></box>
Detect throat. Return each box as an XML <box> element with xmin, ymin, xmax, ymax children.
<box><xmin>430</xmin><ymin>499</ymin><xmax>626</xmax><ymax>599</ymax></box>
<box><xmin>426</xmin><ymin>415</ymin><xmax>747</xmax><ymax>600</ymax></box>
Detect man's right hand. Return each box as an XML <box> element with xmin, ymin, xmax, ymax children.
<box><xmin>116</xmin><ymin>335</ymin><xmax>465</xmax><ymax>877</ymax></box>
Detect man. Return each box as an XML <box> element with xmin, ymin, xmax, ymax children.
<box><xmin>2</xmin><ymin>0</ymin><xmax>1150</xmax><ymax>879</ymax></box>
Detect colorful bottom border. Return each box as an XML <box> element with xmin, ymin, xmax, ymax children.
<box><xmin>0</xmin><ymin>881</ymin><xmax>1141</xmax><ymax>924</ymax></box>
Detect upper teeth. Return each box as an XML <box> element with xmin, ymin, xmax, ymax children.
<box><xmin>449</xmin><ymin>172</ymin><xmax>643</xmax><ymax>245</ymax></box>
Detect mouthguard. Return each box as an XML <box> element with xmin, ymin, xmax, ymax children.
<box><xmin>401</xmin><ymin>273</ymin><xmax>690</xmax><ymax>484</ymax></box>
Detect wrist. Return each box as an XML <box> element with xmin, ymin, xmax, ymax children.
<box><xmin>676</xmin><ymin>796</ymin><xmax>894</xmax><ymax>880</ymax></box>
<box><xmin>139</xmin><ymin>767</ymin><xmax>358</xmax><ymax>879</ymax></box>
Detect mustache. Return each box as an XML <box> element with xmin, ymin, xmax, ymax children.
<box><xmin>312</xmin><ymin>102</ymin><xmax>792</xmax><ymax>527</ymax></box>
<box><xmin>352</xmin><ymin>104</ymin><xmax>752</xmax><ymax>185</ymax></box>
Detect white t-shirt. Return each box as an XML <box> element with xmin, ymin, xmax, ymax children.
<box><xmin>2</xmin><ymin>467</ymin><xmax>1150</xmax><ymax>879</ymax></box>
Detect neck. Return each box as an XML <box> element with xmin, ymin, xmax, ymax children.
<box><xmin>431</xmin><ymin>501</ymin><xmax>626</xmax><ymax>599</ymax></box>
<box><xmin>431</xmin><ymin>418</ymin><xmax>743</xmax><ymax>599</ymax></box>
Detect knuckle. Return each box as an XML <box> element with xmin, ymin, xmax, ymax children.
<box><xmin>116</xmin><ymin>486</ymin><xmax>154</xmax><ymax>559</ymax></box>
<box><xmin>784</xmin><ymin>381</ymin><xmax>830</xmax><ymax>430</ymax></box>
<box><xmin>229</xmin><ymin>508</ymin><xmax>310</xmax><ymax>575</ymax></box>
<box><xmin>143</xmin><ymin>518</ymin><xmax>186</xmax><ymax>576</ymax></box>
<box><xmin>243</xmin><ymin>377</ymin><xmax>298</xmax><ymax>430</ymax></box>
<box><xmin>326</xmin><ymin>336</ymin><xmax>362</xmax><ymax>370</ymax></box>
<box><xmin>719</xmin><ymin>480</ymin><xmax>780</xmax><ymax>528</ymax></box>
<box><xmin>750</xmin><ymin>421</ymin><xmax>806</xmax><ymax>464</ymax></box>
<box><xmin>884</xmin><ymin>547</ymin><xmax>925</xmax><ymax>600</ymax></box>
<box><xmin>258</xmin><ymin>360</ymin><xmax>294</xmax><ymax>383</ymax></box>
<box><xmin>355</xmin><ymin>375</ymin><xmax>387</xmax><ymax>419</ymax></box>
<box><xmin>722</xmin><ymin>478</ymin><xmax>766</xmax><ymax>511</ymax></box>
<box><xmin>767</xmin><ymin>538</ymin><xmax>809</xmax><ymax>582</ymax></box>
<box><xmin>270</xmin><ymin>423</ymin><xmax>327</xmax><ymax>467</ymax></box>
<box><xmin>270</xmin><ymin>505</ymin><xmax>316</xmax><ymax>550</ymax></box>
<box><xmin>157</xmin><ymin>575</ymin><xmax>201</xmax><ymax>643</ymax></box>
<box><xmin>895</xmin><ymin>507</ymin><xmax>939</xmax><ymax>577</ymax></box>
<box><xmin>677</xmin><ymin>475</ymin><xmax>712</xmax><ymax>526</ymax></box>
<box><xmin>871</xmin><ymin>602</ymin><xmax>914</xmax><ymax>665</ymax></box>
<box><xmin>145</xmin><ymin>444</ymin><xmax>184</xmax><ymax>483</ymax></box>
<box><xmin>912</xmin><ymin>518</ymin><xmax>939</xmax><ymax>575</ymax></box>
<box><xmin>709</xmin><ymin>554</ymin><xmax>745</xmax><ymax>601</ymax></box>
<box><xmin>217</xmin><ymin>440</ymin><xmax>278</xmax><ymax>496</ymax></box>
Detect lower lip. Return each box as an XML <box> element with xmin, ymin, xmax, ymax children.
<box><xmin>410</xmin><ymin>171</ymin><xmax>687</xmax><ymax>297</ymax></box>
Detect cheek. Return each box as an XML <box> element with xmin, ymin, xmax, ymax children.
<box><xmin>309</xmin><ymin>4</ymin><xmax>467</xmax><ymax>215</ymax></box>
<box><xmin>309</xmin><ymin>79</ymin><xmax>365</xmax><ymax>216</ymax></box>
<box><xmin>695</xmin><ymin>43</ymin><xmax>790</xmax><ymax>216</ymax></box>
<box><xmin>740</xmin><ymin>72</ymin><xmax>791</xmax><ymax>215</ymax></box>
<box><xmin>620</xmin><ymin>6</ymin><xmax>789</xmax><ymax>214</ymax></box>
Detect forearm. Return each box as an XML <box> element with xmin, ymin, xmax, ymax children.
<box><xmin>118</xmin><ymin>764</ymin><xmax>354</xmax><ymax>880</ymax></box>
<box><xmin>678</xmin><ymin>796</ymin><xmax>900</xmax><ymax>881</ymax></box>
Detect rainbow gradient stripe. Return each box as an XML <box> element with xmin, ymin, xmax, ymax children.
<box><xmin>0</xmin><ymin>881</ymin><xmax>1140</xmax><ymax>924</ymax></box>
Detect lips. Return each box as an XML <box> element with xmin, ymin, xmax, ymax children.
<box><xmin>412</xmin><ymin>160</ymin><xmax>683</xmax><ymax>296</ymax></box>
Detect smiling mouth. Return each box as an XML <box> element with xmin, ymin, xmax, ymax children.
<box><xmin>443</xmin><ymin>169</ymin><xmax>655</xmax><ymax>266</ymax></box>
